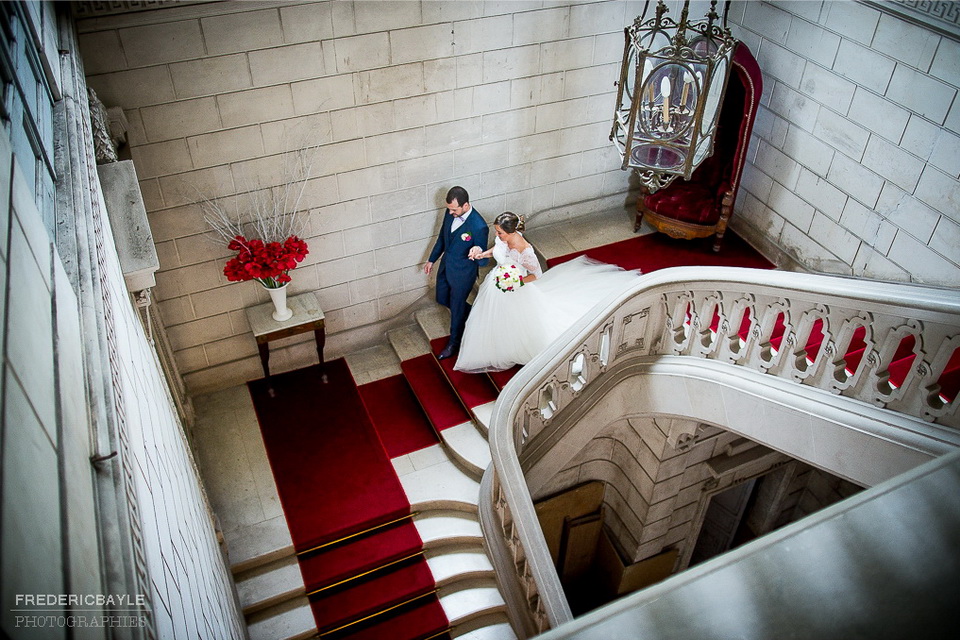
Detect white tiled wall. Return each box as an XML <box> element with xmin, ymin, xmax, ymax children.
<box><xmin>729</xmin><ymin>1</ymin><xmax>960</xmax><ymax>285</ymax></box>
<box><xmin>76</xmin><ymin>0</ymin><xmax>641</xmax><ymax>393</ymax></box>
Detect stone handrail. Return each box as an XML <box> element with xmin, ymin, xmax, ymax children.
<box><xmin>481</xmin><ymin>267</ymin><xmax>960</xmax><ymax>636</ymax></box>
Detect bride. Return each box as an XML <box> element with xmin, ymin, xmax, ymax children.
<box><xmin>454</xmin><ymin>212</ymin><xmax>641</xmax><ymax>373</ymax></box>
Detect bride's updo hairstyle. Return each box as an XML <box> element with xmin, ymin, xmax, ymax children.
<box><xmin>495</xmin><ymin>211</ymin><xmax>525</xmax><ymax>233</ymax></box>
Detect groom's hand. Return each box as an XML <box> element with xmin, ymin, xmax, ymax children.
<box><xmin>423</xmin><ymin>261</ymin><xmax>433</xmax><ymax>275</ymax></box>
<box><xmin>468</xmin><ymin>247</ymin><xmax>481</xmax><ymax>260</ymax></box>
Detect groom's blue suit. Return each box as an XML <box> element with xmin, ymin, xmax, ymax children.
<box><xmin>428</xmin><ymin>208</ymin><xmax>489</xmax><ymax>349</ymax></box>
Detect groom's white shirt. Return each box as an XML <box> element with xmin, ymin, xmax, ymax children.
<box><xmin>451</xmin><ymin>207</ymin><xmax>472</xmax><ymax>232</ymax></box>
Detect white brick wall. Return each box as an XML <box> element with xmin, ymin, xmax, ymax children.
<box><xmin>78</xmin><ymin>0</ymin><xmax>640</xmax><ymax>393</ymax></box>
<box><xmin>730</xmin><ymin>0</ymin><xmax>960</xmax><ymax>287</ymax></box>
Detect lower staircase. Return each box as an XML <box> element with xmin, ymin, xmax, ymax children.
<box><xmin>230</xmin><ymin>304</ymin><xmax>518</xmax><ymax>640</ymax></box>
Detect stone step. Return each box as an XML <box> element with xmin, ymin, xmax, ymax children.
<box><xmin>413</xmin><ymin>510</ymin><xmax>483</xmax><ymax>548</ymax></box>
<box><xmin>387</xmin><ymin>323</ymin><xmax>432</xmax><ymax>361</ymax></box>
<box><xmin>245</xmin><ymin>596</ymin><xmax>316</xmax><ymax>640</ymax></box>
<box><xmin>415</xmin><ymin>306</ymin><xmax>451</xmax><ymax>342</ymax></box>
<box><xmin>397</xmin><ymin>449</ymin><xmax>481</xmax><ymax>512</ymax></box>
<box><xmin>343</xmin><ymin>343</ymin><xmax>402</xmax><ymax>386</ymax></box>
<box><xmin>235</xmin><ymin>555</ymin><xmax>304</xmax><ymax>615</ymax></box>
<box><xmin>453</xmin><ymin>615</ymin><xmax>518</xmax><ymax>640</ymax></box>
<box><xmin>426</xmin><ymin>546</ymin><xmax>495</xmax><ymax>587</ymax></box>
<box><xmin>439</xmin><ymin>580</ymin><xmax>508</xmax><ymax>627</ymax></box>
<box><xmin>226</xmin><ymin>514</ymin><xmax>295</xmax><ymax>574</ymax></box>
<box><xmin>471</xmin><ymin>401</ymin><xmax>495</xmax><ymax>436</ymax></box>
<box><xmin>441</xmin><ymin>421</ymin><xmax>492</xmax><ymax>479</ymax></box>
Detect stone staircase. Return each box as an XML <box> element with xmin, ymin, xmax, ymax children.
<box><xmin>229</xmin><ymin>304</ymin><xmax>516</xmax><ymax>640</ymax></box>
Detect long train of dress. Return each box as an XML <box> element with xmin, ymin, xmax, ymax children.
<box><xmin>454</xmin><ymin>239</ymin><xmax>641</xmax><ymax>373</ymax></box>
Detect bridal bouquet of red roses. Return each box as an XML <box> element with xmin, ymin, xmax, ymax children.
<box><xmin>223</xmin><ymin>234</ymin><xmax>309</xmax><ymax>289</ymax></box>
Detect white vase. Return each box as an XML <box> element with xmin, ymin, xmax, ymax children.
<box><xmin>266</xmin><ymin>283</ymin><xmax>293</xmax><ymax>321</ymax></box>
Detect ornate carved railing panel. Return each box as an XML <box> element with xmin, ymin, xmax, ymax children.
<box><xmin>481</xmin><ymin>267</ymin><xmax>960</xmax><ymax>637</ymax></box>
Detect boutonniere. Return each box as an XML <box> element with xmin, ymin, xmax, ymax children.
<box><xmin>461</xmin><ymin>232</ymin><xmax>472</xmax><ymax>242</ymax></box>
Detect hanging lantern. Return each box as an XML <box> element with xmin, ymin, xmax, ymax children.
<box><xmin>610</xmin><ymin>0</ymin><xmax>736</xmax><ymax>192</ymax></box>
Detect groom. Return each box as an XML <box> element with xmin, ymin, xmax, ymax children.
<box><xmin>423</xmin><ymin>186</ymin><xmax>489</xmax><ymax>360</ymax></box>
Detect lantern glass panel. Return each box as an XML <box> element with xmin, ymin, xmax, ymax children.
<box><xmin>701</xmin><ymin>57</ymin><xmax>727</xmax><ymax>137</ymax></box>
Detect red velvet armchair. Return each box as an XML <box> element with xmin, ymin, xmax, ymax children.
<box><xmin>635</xmin><ymin>42</ymin><xmax>763</xmax><ymax>251</ymax></box>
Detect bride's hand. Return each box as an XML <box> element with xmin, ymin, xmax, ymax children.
<box><xmin>468</xmin><ymin>246</ymin><xmax>482</xmax><ymax>260</ymax></box>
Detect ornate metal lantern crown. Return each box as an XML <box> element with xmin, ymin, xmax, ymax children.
<box><xmin>610</xmin><ymin>0</ymin><xmax>736</xmax><ymax>192</ymax></box>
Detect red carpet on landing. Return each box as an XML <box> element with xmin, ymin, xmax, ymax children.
<box><xmin>359</xmin><ymin>374</ymin><xmax>440</xmax><ymax>457</ymax></box>
<box><xmin>547</xmin><ymin>230</ymin><xmax>775</xmax><ymax>271</ymax></box>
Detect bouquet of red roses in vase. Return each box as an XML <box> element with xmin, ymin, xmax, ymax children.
<box><xmin>223</xmin><ymin>234</ymin><xmax>309</xmax><ymax>289</ymax></box>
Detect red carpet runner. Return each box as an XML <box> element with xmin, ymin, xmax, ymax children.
<box><xmin>249</xmin><ymin>360</ymin><xmax>450</xmax><ymax>638</ymax></box>
<box><xmin>248</xmin><ymin>359</ymin><xmax>410</xmax><ymax>552</ymax></box>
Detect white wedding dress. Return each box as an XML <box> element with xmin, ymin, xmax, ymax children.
<box><xmin>454</xmin><ymin>236</ymin><xmax>641</xmax><ymax>373</ymax></box>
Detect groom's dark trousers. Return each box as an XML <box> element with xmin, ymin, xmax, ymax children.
<box><xmin>427</xmin><ymin>208</ymin><xmax>489</xmax><ymax>349</ymax></box>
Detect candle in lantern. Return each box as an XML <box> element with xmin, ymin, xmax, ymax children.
<box><xmin>660</xmin><ymin>76</ymin><xmax>671</xmax><ymax>125</ymax></box>
<box><xmin>681</xmin><ymin>72</ymin><xmax>693</xmax><ymax>108</ymax></box>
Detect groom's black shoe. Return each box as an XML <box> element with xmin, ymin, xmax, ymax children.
<box><xmin>438</xmin><ymin>342</ymin><xmax>458</xmax><ymax>360</ymax></box>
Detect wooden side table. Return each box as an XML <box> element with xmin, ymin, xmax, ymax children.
<box><xmin>245</xmin><ymin>291</ymin><xmax>325</xmax><ymax>378</ymax></box>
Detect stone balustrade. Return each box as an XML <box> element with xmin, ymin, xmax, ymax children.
<box><xmin>480</xmin><ymin>267</ymin><xmax>960</xmax><ymax>637</ymax></box>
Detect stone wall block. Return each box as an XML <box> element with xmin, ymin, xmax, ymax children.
<box><xmin>397</xmin><ymin>152</ymin><xmax>455</xmax><ymax>190</ymax></box>
<box><xmin>826</xmin><ymin>152</ymin><xmax>884</xmax><ymax>208</ymax></box>
<box><xmin>168</xmin><ymin>313</ymin><xmax>235</xmax><ymax>352</ymax></box>
<box><xmin>570</xmin><ymin>1</ymin><xmax>625</xmax><ymax>37</ymax></box>
<box><xmin>780</xmin><ymin>125</ymin><xmax>834</xmax><ymax>178</ymax></box>
<box><xmin>131</xmin><ymin>139</ymin><xmax>194</xmax><ymax>179</ymax></box>
<box><xmin>141</xmin><ymin>97</ymin><xmax>222</xmax><ymax>142</ymax></box>
<box><xmin>769</xmin><ymin>181</ymin><xmax>815</xmax><ymax>232</ymax></box>
<box><xmin>795</xmin><ymin>168</ymin><xmax>847</xmax><ymax>221</ymax></box>
<box><xmin>562</xmin><ymin>63</ymin><xmax>618</xmax><ymax>100</ymax></box>
<box><xmin>808</xmin><ymin>212</ymin><xmax>861</xmax><ymax>265</ymax></box>
<box><xmin>357</xmin><ymin>62</ymin><xmax>426</xmax><ymax>104</ymax></box>
<box><xmin>848</xmin><ymin>88</ymin><xmax>910</xmax><ymax>143</ymax></box>
<box><xmin>540</xmin><ymin>37</ymin><xmax>595</xmax><ymax>76</ymax></box>
<box><xmin>820</xmin><ymin>1</ymin><xmax>880</xmax><ymax>45</ymax></box>
<box><xmin>158</xmin><ymin>165</ymin><xmax>235</xmax><ymax>207</ymax></box>
<box><xmin>768</xmin><ymin>83</ymin><xmax>820</xmax><ymax>132</ymax></box>
<box><xmin>531</xmin><ymin>154</ymin><xmax>581</xmax><ymax>187</ymax></box>
<box><xmin>78</xmin><ymin>30</ymin><xmax>127</xmax><ymax>74</ymax></box>
<box><xmin>391</xmin><ymin>23</ymin><xmax>455</xmax><ymax>65</ymax></box>
<box><xmin>886</xmin><ymin>65</ymin><xmax>956</xmax><ymax>125</ymax></box>
<box><xmin>929</xmin><ymin>37</ymin><xmax>960</xmax><ymax>86</ymax></box>
<box><xmin>335</xmin><ymin>32</ymin><xmax>390</xmax><ymax>73</ymax></box>
<box><xmin>482</xmin><ymin>45</ymin><xmax>540</xmax><ymax>84</ymax></box>
<box><xmin>887</xmin><ymin>229</ymin><xmax>960</xmax><ymax>285</ymax></box>
<box><xmin>279</xmin><ymin>2</ymin><xmax>335</xmax><ymax>44</ymax></box>
<box><xmin>291</xmin><ymin>75</ymin><xmax>356</xmax><ymax>116</ymax></box>
<box><xmin>743</xmin><ymin>0</ymin><xmax>792</xmax><ymax>45</ymax></box>
<box><xmin>249</xmin><ymin>42</ymin><xmax>326</xmax><ymax>86</ymax></box>
<box><xmin>119</xmin><ymin>19</ymin><xmax>204</xmax><ymax>67</ymax></box>
<box><xmin>861</xmin><ymin>135</ymin><xmax>925</xmax><ymax>192</ymax></box>
<box><xmin>453</xmin><ymin>15</ymin><xmax>513</xmax><ymax>56</ymax></box>
<box><xmin>169</xmin><ymin>54</ymin><xmax>253</xmax><ymax>99</ymax></box>
<box><xmin>201</xmin><ymin>9</ymin><xmax>284</xmax><ymax>55</ymax></box>
<box><xmin>799</xmin><ymin>63</ymin><xmax>855</xmax><ymax>115</ymax></box>
<box><xmin>813</xmin><ymin>107</ymin><xmax>869</xmax><ymax>160</ymax></box>
<box><xmin>875</xmin><ymin>183</ymin><xmax>941</xmax><ymax>243</ymax></box>
<box><xmin>454</xmin><ymin>140</ymin><xmax>510</xmax><ymax>175</ymax></box>
<box><xmin>871</xmin><ymin>13</ymin><xmax>940</xmax><ymax>72</ymax></box>
<box><xmin>514</xmin><ymin>6</ymin><xmax>569</xmax><ymax>46</ymax></box>
<box><xmin>832</xmin><ymin>39</ymin><xmax>895</xmax><ymax>96</ymax></box>
<box><xmin>187</xmin><ymin>126</ymin><xmax>265</xmax><ymax>169</ymax></box>
<box><xmin>784</xmin><ymin>18</ymin><xmax>840</xmax><ymax>69</ymax></box>
<box><xmin>87</xmin><ymin>67</ymin><xmax>176</xmax><ymax>109</ymax></box>
<box><xmin>756</xmin><ymin>40</ymin><xmax>805</xmax><ymax>90</ymax></box>
<box><xmin>914</xmin><ymin>166</ymin><xmax>960</xmax><ymax>223</ymax></box>
<box><xmin>337</xmin><ymin>164</ymin><xmax>398</xmax><ymax>202</ymax></box>
<box><xmin>354</xmin><ymin>0</ymin><xmax>422</xmax><ymax>35</ymax></box>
